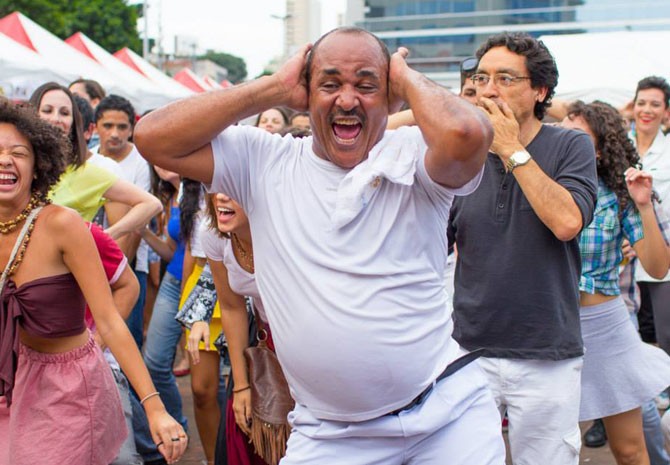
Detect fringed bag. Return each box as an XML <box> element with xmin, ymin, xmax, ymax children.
<box><xmin>243</xmin><ymin>310</ymin><xmax>294</xmax><ymax>465</ymax></box>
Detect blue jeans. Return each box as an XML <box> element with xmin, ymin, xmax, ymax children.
<box><xmin>110</xmin><ymin>367</ymin><xmax>143</xmax><ymax>465</ymax></box>
<box><xmin>143</xmin><ymin>272</ymin><xmax>188</xmax><ymax>429</ymax></box>
<box><xmin>643</xmin><ymin>399</ymin><xmax>670</xmax><ymax>465</ymax></box>
<box><xmin>127</xmin><ymin>270</ymin><xmax>147</xmax><ymax>350</ymax></box>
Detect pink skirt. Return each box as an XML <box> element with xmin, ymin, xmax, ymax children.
<box><xmin>0</xmin><ymin>336</ymin><xmax>127</xmax><ymax>465</ymax></box>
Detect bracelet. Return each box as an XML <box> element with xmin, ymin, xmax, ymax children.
<box><xmin>233</xmin><ymin>385</ymin><xmax>250</xmax><ymax>394</ymax></box>
<box><xmin>140</xmin><ymin>391</ymin><xmax>160</xmax><ymax>405</ymax></box>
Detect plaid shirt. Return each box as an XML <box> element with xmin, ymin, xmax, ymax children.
<box><xmin>620</xmin><ymin>199</ymin><xmax>670</xmax><ymax>314</ymax></box>
<box><xmin>580</xmin><ymin>179</ymin><xmax>644</xmax><ymax>295</ymax></box>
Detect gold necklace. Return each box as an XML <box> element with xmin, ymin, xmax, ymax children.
<box><xmin>0</xmin><ymin>193</ymin><xmax>42</xmax><ymax>234</ymax></box>
<box><xmin>232</xmin><ymin>233</ymin><xmax>254</xmax><ymax>273</ymax></box>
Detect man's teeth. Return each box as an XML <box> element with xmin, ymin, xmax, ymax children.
<box><xmin>334</xmin><ymin>118</ymin><xmax>359</xmax><ymax>125</ymax></box>
<box><xmin>0</xmin><ymin>174</ymin><xmax>17</xmax><ymax>181</ymax></box>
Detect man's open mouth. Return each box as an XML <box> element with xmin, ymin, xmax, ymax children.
<box><xmin>332</xmin><ymin>118</ymin><xmax>362</xmax><ymax>145</ymax></box>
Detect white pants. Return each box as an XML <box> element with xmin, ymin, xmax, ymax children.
<box><xmin>478</xmin><ymin>356</ymin><xmax>583</xmax><ymax>465</ymax></box>
<box><xmin>280</xmin><ymin>362</ymin><xmax>505</xmax><ymax>465</ymax></box>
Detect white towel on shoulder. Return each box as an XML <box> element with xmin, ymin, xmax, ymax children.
<box><xmin>331</xmin><ymin>127</ymin><xmax>421</xmax><ymax>228</ymax></box>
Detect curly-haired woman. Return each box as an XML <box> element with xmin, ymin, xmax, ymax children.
<box><xmin>0</xmin><ymin>102</ymin><xmax>186</xmax><ymax>464</ymax></box>
<box><xmin>562</xmin><ymin>100</ymin><xmax>670</xmax><ymax>465</ymax></box>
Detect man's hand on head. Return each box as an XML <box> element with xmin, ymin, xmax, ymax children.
<box><xmin>388</xmin><ymin>47</ymin><xmax>411</xmax><ymax>114</ymax></box>
<box><xmin>273</xmin><ymin>43</ymin><xmax>312</xmax><ymax>112</ymax></box>
<box><xmin>478</xmin><ymin>97</ymin><xmax>524</xmax><ymax>160</ymax></box>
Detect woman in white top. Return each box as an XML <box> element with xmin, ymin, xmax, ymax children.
<box><xmin>197</xmin><ymin>192</ymin><xmax>272</xmax><ymax>465</ymax></box>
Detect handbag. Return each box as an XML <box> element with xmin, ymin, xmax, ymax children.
<box><xmin>175</xmin><ymin>263</ymin><xmax>216</xmax><ymax>328</ymax></box>
<box><xmin>243</xmin><ymin>306</ymin><xmax>294</xmax><ymax>465</ymax></box>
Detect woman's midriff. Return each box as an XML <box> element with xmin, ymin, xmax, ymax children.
<box><xmin>19</xmin><ymin>328</ymin><xmax>89</xmax><ymax>353</ymax></box>
<box><xmin>579</xmin><ymin>291</ymin><xmax>618</xmax><ymax>307</ymax></box>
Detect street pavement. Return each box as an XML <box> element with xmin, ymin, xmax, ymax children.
<box><xmin>176</xmin><ymin>375</ymin><xmax>619</xmax><ymax>464</ymax></box>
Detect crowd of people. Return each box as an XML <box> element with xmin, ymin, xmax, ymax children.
<box><xmin>0</xmin><ymin>26</ymin><xmax>670</xmax><ymax>465</ymax></box>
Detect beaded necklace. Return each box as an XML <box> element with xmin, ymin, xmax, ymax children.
<box><xmin>0</xmin><ymin>193</ymin><xmax>41</xmax><ymax>234</ymax></box>
<box><xmin>0</xmin><ymin>195</ymin><xmax>48</xmax><ymax>277</ymax></box>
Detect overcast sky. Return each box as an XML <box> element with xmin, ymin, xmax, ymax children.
<box><xmin>143</xmin><ymin>0</ymin><xmax>346</xmax><ymax>78</ymax></box>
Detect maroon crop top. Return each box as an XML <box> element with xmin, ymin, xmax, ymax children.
<box><xmin>0</xmin><ymin>273</ymin><xmax>86</xmax><ymax>405</ymax></box>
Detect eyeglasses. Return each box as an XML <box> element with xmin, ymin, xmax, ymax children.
<box><xmin>470</xmin><ymin>74</ymin><xmax>532</xmax><ymax>88</ymax></box>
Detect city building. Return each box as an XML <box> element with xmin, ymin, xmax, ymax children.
<box><xmin>285</xmin><ymin>0</ymin><xmax>322</xmax><ymax>57</ymax></box>
<box><xmin>346</xmin><ymin>0</ymin><xmax>670</xmax><ymax>89</ymax></box>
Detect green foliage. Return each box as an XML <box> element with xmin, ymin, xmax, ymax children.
<box><xmin>0</xmin><ymin>0</ymin><xmax>142</xmax><ymax>54</ymax></box>
<box><xmin>198</xmin><ymin>50</ymin><xmax>248</xmax><ymax>84</ymax></box>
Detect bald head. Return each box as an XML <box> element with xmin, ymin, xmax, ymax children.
<box><xmin>306</xmin><ymin>27</ymin><xmax>390</xmax><ymax>87</ymax></box>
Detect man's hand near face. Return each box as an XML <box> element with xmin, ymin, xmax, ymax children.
<box><xmin>388</xmin><ymin>47</ymin><xmax>411</xmax><ymax>114</ymax></box>
<box><xmin>273</xmin><ymin>43</ymin><xmax>312</xmax><ymax>112</ymax></box>
<box><xmin>478</xmin><ymin>97</ymin><xmax>524</xmax><ymax>161</ymax></box>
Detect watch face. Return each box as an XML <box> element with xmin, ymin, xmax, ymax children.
<box><xmin>511</xmin><ymin>151</ymin><xmax>531</xmax><ymax>165</ymax></box>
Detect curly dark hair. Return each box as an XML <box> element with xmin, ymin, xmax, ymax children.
<box><xmin>567</xmin><ymin>100</ymin><xmax>640</xmax><ymax>216</ymax></box>
<box><xmin>28</xmin><ymin>82</ymin><xmax>87</xmax><ymax>168</ymax></box>
<box><xmin>0</xmin><ymin>101</ymin><xmax>68</xmax><ymax>198</ymax></box>
<box><xmin>635</xmin><ymin>76</ymin><xmax>670</xmax><ymax>108</ymax></box>
<box><xmin>180</xmin><ymin>178</ymin><xmax>203</xmax><ymax>244</ymax></box>
<box><xmin>476</xmin><ymin>32</ymin><xmax>558</xmax><ymax>120</ymax></box>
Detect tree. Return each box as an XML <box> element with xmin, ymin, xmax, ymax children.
<box><xmin>0</xmin><ymin>0</ymin><xmax>142</xmax><ymax>54</ymax></box>
<box><xmin>198</xmin><ymin>50</ymin><xmax>247</xmax><ymax>84</ymax></box>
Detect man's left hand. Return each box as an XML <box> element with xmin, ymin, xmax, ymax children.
<box><xmin>478</xmin><ymin>97</ymin><xmax>524</xmax><ymax>160</ymax></box>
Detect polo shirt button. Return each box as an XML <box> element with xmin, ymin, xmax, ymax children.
<box><xmin>502</xmin><ymin>184</ymin><xmax>508</xmax><ymax>190</ymax></box>
<box><xmin>498</xmin><ymin>203</ymin><xmax>504</xmax><ymax>209</ymax></box>
<box><xmin>499</xmin><ymin>169</ymin><xmax>505</xmax><ymax>174</ymax></box>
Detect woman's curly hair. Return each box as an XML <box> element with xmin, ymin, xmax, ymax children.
<box><xmin>567</xmin><ymin>100</ymin><xmax>640</xmax><ymax>216</ymax></box>
<box><xmin>0</xmin><ymin>100</ymin><xmax>68</xmax><ymax>199</ymax></box>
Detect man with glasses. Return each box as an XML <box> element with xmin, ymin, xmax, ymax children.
<box><xmin>449</xmin><ymin>32</ymin><xmax>598</xmax><ymax>465</ymax></box>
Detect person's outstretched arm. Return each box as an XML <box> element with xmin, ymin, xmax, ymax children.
<box><xmin>389</xmin><ymin>48</ymin><xmax>492</xmax><ymax>188</ymax></box>
<box><xmin>134</xmin><ymin>45</ymin><xmax>312</xmax><ymax>184</ymax></box>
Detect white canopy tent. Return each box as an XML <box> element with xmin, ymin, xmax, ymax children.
<box><xmin>66</xmin><ymin>32</ymin><xmax>187</xmax><ymax>110</ymax></box>
<box><xmin>539</xmin><ymin>30</ymin><xmax>670</xmax><ymax>108</ymax></box>
<box><xmin>0</xmin><ymin>12</ymin><xmax>170</xmax><ymax>112</ymax></box>
<box><xmin>113</xmin><ymin>47</ymin><xmax>193</xmax><ymax>99</ymax></box>
<box><xmin>0</xmin><ymin>32</ymin><xmax>74</xmax><ymax>100</ymax></box>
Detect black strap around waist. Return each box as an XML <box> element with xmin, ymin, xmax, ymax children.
<box><xmin>388</xmin><ymin>349</ymin><xmax>484</xmax><ymax>416</ymax></box>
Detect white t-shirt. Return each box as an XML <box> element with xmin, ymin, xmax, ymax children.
<box><xmin>201</xmin><ymin>227</ymin><xmax>267</xmax><ymax>322</ymax></box>
<box><xmin>88</xmin><ymin>152</ymin><xmax>124</xmax><ymax>178</ymax></box>
<box><xmin>208</xmin><ymin>125</ymin><xmax>482</xmax><ymax>421</ymax></box>
<box><xmin>631</xmin><ymin>130</ymin><xmax>670</xmax><ymax>282</ymax></box>
<box><xmin>94</xmin><ymin>144</ymin><xmax>152</xmax><ymax>273</ymax></box>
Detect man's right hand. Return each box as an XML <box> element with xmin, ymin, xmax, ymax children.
<box><xmin>273</xmin><ymin>43</ymin><xmax>312</xmax><ymax>111</ymax></box>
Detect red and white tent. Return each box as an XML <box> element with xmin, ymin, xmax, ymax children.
<box><xmin>0</xmin><ymin>31</ymin><xmax>73</xmax><ymax>101</ymax></box>
<box><xmin>65</xmin><ymin>31</ymin><xmax>184</xmax><ymax>111</ymax></box>
<box><xmin>0</xmin><ymin>12</ymin><xmax>167</xmax><ymax>112</ymax></box>
<box><xmin>202</xmin><ymin>75</ymin><xmax>223</xmax><ymax>90</ymax></box>
<box><xmin>113</xmin><ymin>47</ymin><xmax>193</xmax><ymax>99</ymax></box>
<box><xmin>173</xmin><ymin>68</ymin><xmax>215</xmax><ymax>93</ymax></box>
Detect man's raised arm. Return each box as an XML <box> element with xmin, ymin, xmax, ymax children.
<box><xmin>389</xmin><ymin>48</ymin><xmax>492</xmax><ymax>188</ymax></box>
<box><xmin>134</xmin><ymin>45</ymin><xmax>311</xmax><ymax>184</ymax></box>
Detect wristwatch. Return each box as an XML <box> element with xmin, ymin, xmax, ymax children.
<box><xmin>505</xmin><ymin>150</ymin><xmax>532</xmax><ymax>173</ymax></box>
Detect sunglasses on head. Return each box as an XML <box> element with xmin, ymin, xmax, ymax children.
<box><xmin>460</xmin><ymin>57</ymin><xmax>478</xmax><ymax>74</ymax></box>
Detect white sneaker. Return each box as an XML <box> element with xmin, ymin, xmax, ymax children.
<box><xmin>655</xmin><ymin>391</ymin><xmax>670</xmax><ymax>410</ymax></box>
